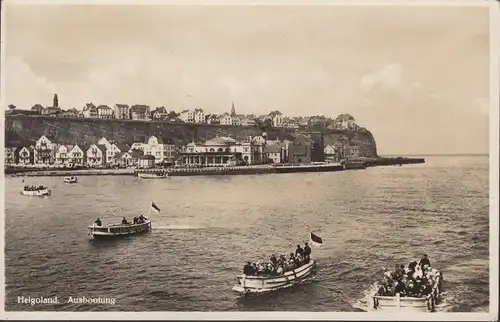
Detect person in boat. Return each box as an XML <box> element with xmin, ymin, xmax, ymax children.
<box><xmin>376</xmin><ymin>281</ymin><xmax>389</xmax><ymax>296</ymax></box>
<box><xmin>138</xmin><ymin>214</ymin><xmax>147</xmax><ymax>223</ymax></box>
<box><xmin>243</xmin><ymin>262</ymin><xmax>254</xmax><ymax>275</ymax></box>
<box><xmin>295</xmin><ymin>244</ymin><xmax>304</xmax><ymax>257</ymax></box>
<box><xmin>94</xmin><ymin>218</ymin><xmax>102</xmax><ymax>226</ymax></box>
<box><xmin>419</xmin><ymin>254</ymin><xmax>431</xmax><ymax>268</ymax></box>
<box><xmin>133</xmin><ymin>217</ymin><xmax>138</xmax><ymax>224</ymax></box>
<box><xmin>392</xmin><ymin>279</ymin><xmax>407</xmax><ymax>296</ymax></box>
<box><xmin>122</xmin><ymin>217</ymin><xmax>129</xmax><ymax>225</ymax></box>
<box><xmin>270</xmin><ymin>254</ymin><xmax>277</xmax><ymax>266</ymax></box>
<box><xmin>303</xmin><ymin>242</ymin><xmax>311</xmax><ymax>263</ymax></box>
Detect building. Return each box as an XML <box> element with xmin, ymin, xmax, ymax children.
<box><xmin>286</xmin><ymin>133</ymin><xmax>312</xmax><ymax>164</ymax></box>
<box><xmin>241</xmin><ymin>117</ymin><xmax>257</xmax><ymax>126</ymax></box>
<box><xmin>17</xmin><ymin>146</ymin><xmax>34</xmax><ymax>164</ymax></box>
<box><xmin>219</xmin><ymin>113</ymin><xmax>232</xmax><ymax>125</ymax></box>
<box><xmin>143</xmin><ymin>135</ymin><xmax>176</xmax><ymax>165</ymax></box>
<box><xmin>324</xmin><ymin>144</ymin><xmax>336</xmax><ymax>156</ymax></box>
<box><xmin>86</xmin><ymin>144</ymin><xmax>107</xmax><ymax>166</ymax></box>
<box><xmin>4</xmin><ymin>147</ymin><xmax>17</xmax><ymax>164</ymax></box>
<box><xmin>114</xmin><ymin>104</ymin><xmax>131</xmax><ymax>119</ymax></box>
<box><xmin>264</xmin><ymin>145</ymin><xmax>283</xmax><ymax>164</ymax></box>
<box><xmin>113</xmin><ymin>150</ymin><xmax>143</xmax><ymax>167</ymax></box>
<box><xmin>31</xmin><ymin>104</ymin><xmax>45</xmax><ymax>115</ymax></box>
<box><xmin>179</xmin><ymin>109</ymin><xmax>194</xmax><ymax>123</ymax></box>
<box><xmin>34</xmin><ymin>135</ymin><xmax>57</xmax><ymax>164</ymax></box>
<box><xmin>61</xmin><ymin>108</ymin><xmax>80</xmax><ymax>118</ymax></box>
<box><xmin>96</xmin><ymin>105</ymin><xmax>114</xmax><ymax>119</ymax></box>
<box><xmin>130</xmin><ymin>105</ymin><xmax>151</xmax><ymax>121</ymax></box>
<box><xmin>55</xmin><ymin>144</ymin><xmax>74</xmax><ymax>165</ymax></box>
<box><xmin>205</xmin><ymin>114</ymin><xmax>220</xmax><ymax>124</ymax></box>
<box><xmin>268</xmin><ymin>111</ymin><xmax>284</xmax><ymax>127</ymax></box>
<box><xmin>82</xmin><ymin>103</ymin><xmax>98</xmax><ymax>118</ymax></box>
<box><xmin>347</xmin><ymin>145</ymin><xmax>362</xmax><ymax>158</ymax></box>
<box><xmin>138</xmin><ymin>155</ymin><xmax>156</xmax><ymax>168</ymax></box>
<box><xmin>334</xmin><ymin>113</ymin><xmax>356</xmax><ymax>130</ymax></box>
<box><xmin>69</xmin><ymin>145</ymin><xmax>85</xmax><ymax>165</ymax></box>
<box><xmin>194</xmin><ymin>109</ymin><xmax>205</xmax><ymax>123</ymax></box>
<box><xmin>152</xmin><ymin>107</ymin><xmax>168</xmax><ymax>121</ymax></box>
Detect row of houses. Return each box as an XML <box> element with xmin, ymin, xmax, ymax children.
<box><xmin>5</xmin><ymin>135</ymin><xmax>177</xmax><ymax>168</ymax></box>
<box><xmin>10</xmin><ymin>94</ymin><xmax>359</xmax><ymax>130</ymax></box>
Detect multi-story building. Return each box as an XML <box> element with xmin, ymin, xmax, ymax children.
<box><xmin>152</xmin><ymin>107</ymin><xmax>168</xmax><ymax>121</ymax></box>
<box><xmin>194</xmin><ymin>109</ymin><xmax>205</xmax><ymax>123</ymax></box>
<box><xmin>82</xmin><ymin>103</ymin><xmax>98</xmax><ymax>118</ymax></box>
<box><xmin>334</xmin><ymin>113</ymin><xmax>356</xmax><ymax>130</ymax></box>
<box><xmin>55</xmin><ymin>144</ymin><xmax>74</xmax><ymax>164</ymax></box>
<box><xmin>130</xmin><ymin>105</ymin><xmax>151</xmax><ymax>121</ymax></box>
<box><xmin>97</xmin><ymin>105</ymin><xmax>114</xmax><ymax>119</ymax></box>
<box><xmin>86</xmin><ymin>144</ymin><xmax>107</xmax><ymax>166</ymax></box>
<box><xmin>219</xmin><ymin>113</ymin><xmax>232</xmax><ymax>125</ymax></box>
<box><xmin>4</xmin><ymin>147</ymin><xmax>17</xmax><ymax>164</ymax></box>
<box><xmin>143</xmin><ymin>135</ymin><xmax>176</xmax><ymax>165</ymax></box>
<box><xmin>69</xmin><ymin>145</ymin><xmax>85</xmax><ymax>165</ymax></box>
<box><xmin>114</xmin><ymin>104</ymin><xmax>130</xmax><ymax>119</ymax></box>
<box><xmin>268</xmin><ymin>110</ymin><xmax>284</xmax><ymax>127</ymax></box>
<box><xmin>17</xmin><ymin>146</ymin><xmax>34</xmax><ymax>164</ymax></box>
<box><xmin>180</xmin><ymin>109</ymin><xmax>194</xmax><ymax>123</ymax></box>
<box><xmin>34</xmin><ymin>135</ymin><xmax>57</xmax><ymax>164</ymax></box>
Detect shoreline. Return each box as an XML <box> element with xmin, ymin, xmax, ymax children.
<box><xmin>4</xmin><ymin>157</ymin><xmax>425</xmax><ymax>177</ymax></box>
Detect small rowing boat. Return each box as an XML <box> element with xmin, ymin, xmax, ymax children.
<box><xmin>88</xmin><ymin>220</ymin><xmax>152</xmax><ymax>239</ymax></box>
<box><xmin>20</xmin><ymin>185</ymin><xmax>51</xmax><ymax>197</ymax></box>
<box><xmin>138</xmin><ymin>172</ymin><xmax>169</xmax><ymax>179</ymax></box>
<box><xmin>232</xmin><ymin>259</ymin><xmax>316</xmax><ymax>294</ymax></box>
<box><xmin>63</xmin><ymin>176</ymin><xmax>78</xmax><ymax>183</ymax></box>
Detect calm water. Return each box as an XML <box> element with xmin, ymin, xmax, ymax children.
<box><xmin>4</xmin><ymin>156</ymin><xmax>490</xmax><ymax>312</ymax></box>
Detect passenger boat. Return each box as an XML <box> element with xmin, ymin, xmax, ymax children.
<box><xmin>63</xmin><ymin>176</ymin><xmax>78</xmax><ymax>183</ymax></box>
<box><xmin>138</xmin><ymin>172</ymin><xmax>169</xmax><ymax>179</ymax></box>
<box><xmin>372</xmin><ymin>269</ymin><xmax>442</xmax><ymax>312</ymax></box>
<box><xmin>20</xmin><ymin>186</ymin><xmax>51</xmax><ymax>197</ymax></box>
<box><xmin>88</xmin><ymin>220</ymin><xmax>152</xmax><ymax>239</ymax></box>
<box><xmin>232</xmin><ymin>259</ymin><xmax>316</xmax><ymax>294</ymax></box>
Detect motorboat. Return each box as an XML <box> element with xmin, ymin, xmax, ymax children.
<box><xmin>88</xmin><ymin>220</ymin><xmax>152</xmax><ymax>239</ymax></box>
<box><xmin>63</xmin><ymin>176</ymin><xmax>78</xmax><ymax>183</ymax></box>
<box><xmin>20</xmin><ymin>185</ymin><xmax>51</xmax><ymax>197</ymax></box>
<box><xmin>138</xmin><ymin>172</ymin><xmax>169</xmax><ymax>179</ymax></box>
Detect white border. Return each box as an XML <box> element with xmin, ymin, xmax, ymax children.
<box><xmin>1</xmin><ymin>0</ymin><xmax>498</xmax><ymax>320</ymax></box>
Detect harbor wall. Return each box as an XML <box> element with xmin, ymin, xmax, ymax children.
<box><xmin>4</xmin><ymin>115</ymin><xmax>379</xmax><ymax>157</ymax></box>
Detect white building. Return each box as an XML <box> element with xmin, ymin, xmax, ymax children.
<box><xmin>268</xmin><ymin>111</ymin><xmax>284</xmax><ymax>127</ymax></box>
<box><xmin>97</xmin><ymin>105</ymin><xmax>114</xmax><ymax>119</ymax></box>
<box><xmin>55</xmin><ymin>144</ymin><xmax>73</xmax><ymax>165</ymax></box>
<box><xmin>324</xmin><ymin>144</ymin><xmax>336</xmax><ymax>156</ymax></box>
<box><xmin>34</xmin><ymin>135</ymin><xmax>57</xmax><ymax>164</ymax></box>
<box><xmin>180</xmin><ymin>109</ymin><xmax>195</xmax><ymax>123</ymax></box>
<box><xmin>194</xmin><ymin>109</ymin><xmax>205</xmax><ymax>123</ymax></box>
<box><xmin>86</xmin><ymin>144</ymin><xmax>107</xmax><ymax>166</ymax></box>
<box><xmin>219</xmin><ymin>113</ymin><xmax>233</xmax><ymax>125</ymax></box>
<box><xmin>69</xmin><ymin>145</ymin><xmax>85</xmax><ymax>165</ymax></box>
<box><xmin>143</xmin><ymin>135</ymin><xmax>176</xmax><ymax>164</ymax></box>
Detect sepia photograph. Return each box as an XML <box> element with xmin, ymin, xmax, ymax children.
<box><xmin>1</xmin><ymin>0</ymin><xmax>498</xmax><ymax>320</ymax></box>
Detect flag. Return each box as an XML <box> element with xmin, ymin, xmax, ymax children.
<box><xmin>151</xmin><ymin>202</ymin><xmax>161</xmax><ymax>213</ymax></box>
<box><xmin>310</xmin><ymin>232</ymin><xmax>323</xmax><ymax>247</ymax></box>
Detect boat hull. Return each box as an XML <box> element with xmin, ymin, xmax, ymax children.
<box><xmin>372</xmin><ymin>294</ymin><xmax>434</xmax><ymax>312</ymax></box>
<box><xmin>21</xmin><ymin>188</ymin><xmax>51</xmax><ymax>196</ymax></box>
<box><xmin>138</xmin><ymin>173</ymin><xmax>168</xmax><ymax>179</ymax></box>
<box><xmin>232</xmin><ymin>260</ymin><xmax>316</xmax><ymax>293</ymax></box>
<box><xmin>88</xmin><ymin>220</ymin><xmax>152</xmax><ymax>239</ymax></box>
<box><xmin>64</xmin><ymin>177</ymin><xmax>78</xmax><ymax>183</ymax></box>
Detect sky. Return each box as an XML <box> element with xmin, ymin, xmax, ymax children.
<box><xmin>2</xmin><ymin>2</ymin><xmax>492</xmax><ymax>155</ymax></box>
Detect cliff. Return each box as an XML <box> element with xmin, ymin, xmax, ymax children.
<box><xmin>3</xmin><ymin>115</ymin><xmax>378</xmax><ymax>157</ymax></box>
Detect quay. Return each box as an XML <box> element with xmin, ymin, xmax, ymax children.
<box><xmin>5</xmin><ymin>157</ymin><xmax>425</xmax><ymax>177</ymax></box>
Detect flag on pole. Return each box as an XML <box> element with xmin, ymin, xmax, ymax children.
<box><xmin>151</xmin><ymin>202</ymin><xmax>161</xmax><ymax>213</ymax></box>
<box><xmin>310</xmin><ymin>232</ymin><xmax>323</xmax><ymax>247</ymax></box>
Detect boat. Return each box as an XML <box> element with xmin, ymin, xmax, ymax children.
<box><xmin>88</xmin><ymin>220</ymin><xmax>152</xmax><ymax>239</ymax></box>
<box><xmin>138</xmin><ymin>172</ymin><xmax>169</xmax><ymax>179</ymax></box>
<box><xmin>232</xmin><ymin>259</ymin><xmax>316</xmax><ymax>294</ymax></box>
<box><xmin>63</xmin><ymin>176</ymin><xmax>78</xmax><ymax>183</ymax></box>
<box><xmin>372</xmin><ymin>264</ymin><xmax>442</xmax><ymax>312</ymax></box>
<box><xmin>20</xmin><ymin>185</ymin><xmax>51</xmax><ymax>197</ymax></box>
<box><xmin>88</xmin><ymin>201</ymin><xmax>160</xmax><ymax>239</ymax></box>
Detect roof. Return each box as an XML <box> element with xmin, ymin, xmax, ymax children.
<box><xmin>154</xmin><ymin>107</ymin><xmax>168</xmax><ymax>114</ymax></box>
<box><xmin>264</xmin><ymin>145</ymin><xmax>281</xmax><ymax>153</ymax></box>
<box><xmin>268</xmin><ymin>110</ymin><xmax>283</xmax><ymax>116</ymax></box>
<box><xmin>194</xmin><ymin>108</ymin><xmax>204</xmax><ymax>113</ymax></box>
<box><xmin>140</xmin><ymin>154</ymin><xmax>156</xmax><ymax>160</ymax></box>
<box><xmin>220</xmin><ymin>112</ymin><xmax>231</xmax><ymax>117</ymax></box>
<box><xmin>97</xmin><ymin>144</ymin><xmax>108</xmax><ymax>152</ymax></box>
<box><xmin>84</xmin><ymin>103</ymin><xmax>97</xmax><ymax>110</ymax></box>
<box><xmin>97</xmin><ymin>105</ymin><xmax>112</xmax><ymax>110</ymax></box>
<box><xmin>31</xmin><ymin>104</ymin><xmax>45</xmax><ymax>111</ymax></box>
<box><xmin>115</xmin><ymin>143</ymin><xmax>131</xmax><ymax>152</ymax></box>
<box><xmin>130</xmin><ymin>105</ymin><xmax>150</xmax><ymax>112</ymax></box>
<box><xmin>115</xmin><ymin>104</ymin><xmax>130</xmax><ymax>108</ymax></box>
<box><xmin>129</xmin><ymin>150</ymin><xmax>144</xmax><ymax>158</ymax></box>
<box><xmin>335</xmin><ymin>113</ymin><xmax>355</xmax><ymax>121</ymax></box>
<box><xmin>204</xmin><ymin>136</ymin><xmax>237</xmax><ymax>146</ymax></box>
<box><xmin>180</xmin><ymin>109</ymin><xmax>191</xmax><ymax>113</ymax></box>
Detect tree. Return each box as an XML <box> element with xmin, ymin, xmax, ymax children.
<box><xmin>8</xmin><ymin>104</ymin><xmax>16</xmax><ymax>110</ymax></box>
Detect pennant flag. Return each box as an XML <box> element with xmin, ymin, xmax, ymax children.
<box><xmin>151</xmin><ymin>202</ymin><xmax>161</xmax><ymax>213</ymax></box>
<box><xmin>310</xmin><ymin>232</ymin><xmax>323</xmax><ymax>247</ymax></box>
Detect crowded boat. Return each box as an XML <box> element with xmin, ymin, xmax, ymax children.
<box><xmin>242</xmin><ymin>243</ymin><xmax>313</xmax><ymax>277</ymax></box>
<box><xmin>88</xmin><ymin>214</ymin><xmax>152</xmax><ymax>239</ymax></box>
<box><xmin>63</xmin><ymin>176</ymin><xmax>78</xmax><ymax>183</ymax></box>
<box><xmin>372</xmin><ymin>254</ymin><xmax>443</xmax><ymax>312</ymax></box>
<box><xmin>233</xmin><ymin>242</ymin><xmax>316</xmax><ymax>294</ymax></box>
<box><xmin>21</xmin><ymin>185</ymin><xmax>51</xmax><ymax>196</ymax></box>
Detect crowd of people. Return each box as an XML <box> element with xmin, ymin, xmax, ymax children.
<box><xmin>23</xmin><ymin>185</ymin><xmax>46</xmax><ymax>191</ymax></box>
<box><xmin>243</xmin><ymin>243</ymin><xmax>312</xmax><ymax>277</ymax></box>
<box><xmin>93</xmin><ymin>214</ymin><xmax>148</xmax><ymax>227</ymax></box>
<box><xmin>375</xmin><ymin>254</ymin><xmax>443</xmax><ymax>298</ymax></box>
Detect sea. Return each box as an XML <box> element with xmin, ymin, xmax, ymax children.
<box><xmin>4</xmin><ymin>155</ymin><xmax>490</xmax><ymax>312</ymax></box>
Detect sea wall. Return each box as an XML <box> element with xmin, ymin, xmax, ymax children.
<box><xmin>4</xmin><ymin>115</ymin><xmax>379</xmax><ymax>157</ymax></box>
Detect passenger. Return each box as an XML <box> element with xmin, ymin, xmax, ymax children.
<box><xmin>295</xmin><ymin>244</ymin><xmax>304</xmax><ymax>257</ymax></box>
<box><xmin>422</xmin><ymin>279</ymin><xmax>434</xmax><ymax>296</ymax></box>
<box><xmin>408</xmin><ymin>261</ymin><xmax>418</xmax><ymax>272</ymax></box>
<box><xmin>419</xmin><ymin>254</ymin><xmax>431</xmax><ymax>268</ymax></box>
<box><xmin>406</xmin><ymin>281</ymin><xmax>417</xmax><ymax>297</ymax></box>
<box><xmin>94</xmin><ymin>218</ymin><xmax>102</xmax><ymax>226</ymax></box>
<box><xmin>277</xmin><ymin>265</ymin><xmax>284</xmax><ymax>275</ymax></box>
<box><xmin>270</xmin><ymin>254</ymin><xmax>277</xmax><ymax>266</ymax></box>
<box><xmin>392</xmin><ymin>279</ymin><xmax>407</xmax><ymax>296</ymax></box>
<box><xmin>289</xmin><ymin>253</ymin><xmax>295</xmax><ymax>261</ymax></box>
<box><xmin>133</xmin><ymin>217</ymin><xmax>138</xmax><ymax>224</ymax></box>
<box><xmin>376</xmin><ymin>281</ymin><xmax>389</xmax><ymax>296</ymax></box>
<box><xmin>303</xmin><ymin>242</ymin><xmax>312</xmax><ymax>263</ymax></box>
<box><xmin>414</xmin><ymin>265</ymin><xmax>423</xmax><ymax>278</ymax></box>
<box><xmin>121</xmin><ymin>217</ymin><xmax>129</xmax><ymax>225</ymax></box>
<box><xmin>243</xmin><ymin>262</ymin><xmax>254</xmax><ymax>275</ymax></box>
<box><xmin>138</xmin><ymin>214</ymin><xmax>147</xmax><ymax>222</ymax></box>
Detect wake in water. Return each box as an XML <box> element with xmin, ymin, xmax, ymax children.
<box><xmin>153</xmin><ymin>224</ymin><xmax>207</xmax><ymax>230</ymax></box>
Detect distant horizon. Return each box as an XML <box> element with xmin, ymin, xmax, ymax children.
<box><xmin>380</xmin><ymin>153</ymin><xmax>489</xmax><ymax>157</ymax></box>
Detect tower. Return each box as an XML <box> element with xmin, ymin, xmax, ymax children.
<box><xmin>53</xmin><ymin>94</ymin><xmax>59</xmax><ymax>108</ymax></box>
<box><xmin>230</xmin><ymin>102</ymin><xmax>236</xmax><ymax>117</ymax></box>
